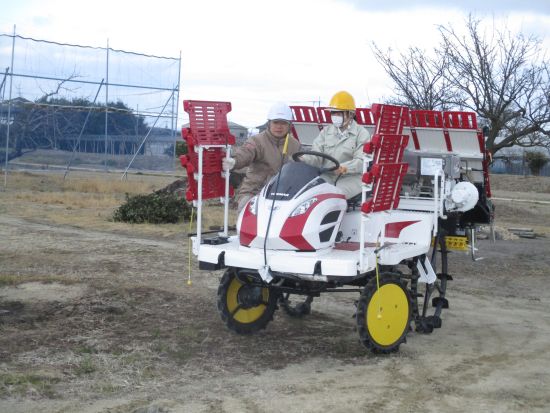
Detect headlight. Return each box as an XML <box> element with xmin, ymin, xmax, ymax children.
<box><xmin>290</xmin><ymin>197</ymin><xmax>318</xmax><ymax>217</ymax></box>
<box><xmin>248</xmin><ymin>196</ymin><xmax>258</xmax><ymax>215</ymax></box>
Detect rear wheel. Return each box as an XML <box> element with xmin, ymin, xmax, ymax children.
<box><xmin>217</xmin><ymin>268</ymin><xmax>278</xmax><ymax>334</ymax></box>
<box><xmin>356</xmin><ymin>274</ymin><xmax>411</xmax><ymax>353</ymax></box>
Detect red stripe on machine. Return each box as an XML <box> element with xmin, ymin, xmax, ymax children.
<box><xmin>385</xmin><ymin>220</ymin><xmax>421</xmax><ymax>238</ymax></box>
<box><xmin>280</xmin><ymin>193</ymin><xmax>345</xmax><ymax>251</ymax></box>
<box><xmin>442</xmin><ymin>130</ymin><xmax>453</xmax><ymax>151</ymax></box>
<box><xmin>239</xmin><ymin>202</ymin><xmax>257</xmax><ymax>246</ymax></box>
<box><xmin>410</xmin><ymin>128</ymin><xmax>420</xmax><ymax>150</ymax></box>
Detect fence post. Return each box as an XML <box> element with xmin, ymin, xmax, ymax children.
<box><xmin>3</xmin><ymin>25</ymin><xmax>16</xmax><ymax>190</ymax></box>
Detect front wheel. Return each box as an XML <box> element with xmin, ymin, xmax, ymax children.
<box><xmin>356</xmin><ymin>274</ymin><xmax>411</xmax><ymax>353</ymax></box>
<box><xmin>217</xmin><ymin>268</ymin><xmax>279</xmax><ymax>334</ymax></box>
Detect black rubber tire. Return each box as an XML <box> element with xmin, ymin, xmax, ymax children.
<box><xmin>217</xmin><ymin>268</ymin><xmax>279</xmax><ymax>334</ymax></box>
<box><xmin>356</xmin><ymin>274</ymin><xmax>412</xmax><ymax>353</ymax></box>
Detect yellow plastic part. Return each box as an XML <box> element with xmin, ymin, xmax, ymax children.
<box><xmin>366</xmin><ymin>283</ymin><xmax>409</xmax><ymax>346</ymax></box>
<box><xmin>432</xmin><ymin>236</ymin><xmax>469</xmax><ymax>251</ymax></box>
<box><xmin>226</xmin><ymin>277</ymin><xmax>269</xmax><ymax>324</ymax></box>
<box><xmin>283</xmin><ymin>133</ymin><xmax>289</xmax><ymax>155</ymax></box>
<box><xmin>329</xmin><ymin>91</ymin><xmax>356</xmax><ymax>111</ymax></box>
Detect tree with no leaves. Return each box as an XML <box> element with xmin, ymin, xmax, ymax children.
<box><xmin>372</xmin><ymin>15</ymin><xmax>550</xmax><ymax>155</ymax></box>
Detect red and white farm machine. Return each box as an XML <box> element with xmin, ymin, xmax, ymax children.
<box><xmin>180</xmin><ymin>100</ymin><xmax>493</xmax><ymax>353</ymax></box>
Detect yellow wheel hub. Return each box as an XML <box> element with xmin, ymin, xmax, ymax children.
<box><xmin>366</xmin><ymin>283</ymin><xmax>409</xmax><ymax>346</ymax></box>
<box><xmin>226</xmin><ymin>277</ymin><xmax>269</xmax><ymax>324</ymax></box>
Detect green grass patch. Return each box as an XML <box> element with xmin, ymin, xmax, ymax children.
<box><xmin>0</xmin><ymin>274</ymin><xmax>79</xmax><ymax>287</ymax></box>
<box><xmin>0</xmin><ymin>372</ymin><xmax>60</xmax><ymax>398</ymax></box>
<box><xmin>74</xmin><ymin>345</ymin><xmax>97</xmax><ymax>355</ymax></box>
<box><xmin>92</xmin><ymin>382</ymin><xmax>121</xmax><ymax>394</ymax></box>
<box><xmin>73</xmin><ymin>356</ymin><xmax>97</xmax><ymax>376</ymax></box>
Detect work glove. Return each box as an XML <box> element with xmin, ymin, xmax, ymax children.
<box><xmin>222</xmin><ymin>157</ymin><xmax>236</xmax><ymax>171</ymax></box>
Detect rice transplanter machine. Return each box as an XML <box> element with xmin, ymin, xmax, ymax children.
<box><xmin>180</xmin><ymin>100</ymin><xmax>493</xmax><ymax>353</ymax></box>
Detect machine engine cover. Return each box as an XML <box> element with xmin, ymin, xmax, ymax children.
<box><xmin>446</xmin><ymin>181</ymin><xmax>479</xmax><ymax>212</ymax></box>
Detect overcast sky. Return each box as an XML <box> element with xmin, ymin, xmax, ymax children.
<box><xmin>1</xmin><ymin>0</ymin><xmax>550</xmax><ymax>128</ymax></box>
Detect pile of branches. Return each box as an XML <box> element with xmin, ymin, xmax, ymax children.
<box><xmin>113</xmin><ymin>179</ymin><xmax>192</xmax><ymax>224</ymax></box>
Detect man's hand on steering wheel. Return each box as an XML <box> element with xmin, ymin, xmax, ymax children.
<box><xmin>292</xmin><ymin>150</ymin><xmax>340</xmax><ymax>174</ymax></box>
<box><xmin>336</xmin><ymin>165</ymin><xmax>348</xmax><ymax>175</ymax></box>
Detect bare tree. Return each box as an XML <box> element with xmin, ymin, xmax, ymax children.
<box><xmin>371</xmin><ymin>45</ymin><xmax>460</xmax><ymax>110</ymax></box>
<box><xmin>373</xmin><ymin>15</ymin><xmax>550</xmax><ymax>155</ymax></box>
<box><xmin>440</xmin><ymin>16</ymin><xmax>550</xmax><ymax>154</ymax></box>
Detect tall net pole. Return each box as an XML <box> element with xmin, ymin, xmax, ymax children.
<box><xmin>104</xmin><ymin>39</ymin><xmax>110</xmax><ymax>171</ymax></box>
<box><xmin>3</xmin><ymin>25</ymin><xmax>15</xmax><ymax>190</ymax></box>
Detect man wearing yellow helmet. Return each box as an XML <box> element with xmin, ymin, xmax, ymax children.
<box><xmin>302</xmin><ymin>91</ymin><xmax>371</xmax><ymax>199</ymax></box>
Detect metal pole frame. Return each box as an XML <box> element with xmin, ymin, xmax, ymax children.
<box><xmin>3</xmin><ymin>25</ymin><xmax>16</xmax><ymax>189</ymax></box>
<box><xmin>64</xmin><ymin>79</ymin><xmax>105</xmax><ymax>179</ymax></box>
<box><xmin>359</xmin><ymin>154</ymin><xmax>373</xmax><ymax>271</ymax></box>
<box><xmin>194</xmin><ymin>143</ymin><xmax>231</xmax><ymax>246</ymax></box>
<box><xmin>197</xmin><ymin>146</ymin><xmax>203</xmax><ymax>247</ymax></box>
<box><xmin>104</xmin><ymin>39</ymin><xmax>109</xmax><ymax>170</ymax></box>
<box><xmin>172</xmin><ymin>51</ymin><xmax>182</xmax><ymax>165</ymax></box>
<box><xmin>223</xmin><ymin>146</ymin><xmax>230</xmax><ymax>236</ymax></box>
<box><xmin>121</xmin><ymin>88</ymin><xmax>175</xmax><ymax>180</ymax></box>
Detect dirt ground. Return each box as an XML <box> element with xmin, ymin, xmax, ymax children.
<box><xmin>1</xmin><ymin>171</ymin><xmax>550</xmax><ymax>413</ymax></box>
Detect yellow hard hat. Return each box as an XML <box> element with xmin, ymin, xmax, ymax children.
<box><xmin>328</xmin><ymin>91</ymin><xmax>356</xmax><ymax>111</ymax></box>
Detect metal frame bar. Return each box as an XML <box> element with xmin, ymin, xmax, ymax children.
<box><xmin>192</xmin><ymin>143</ymin><xmax>232</xmax><ymax>252</ymax></box>
<box><xmin>104</xmin><ymin>40</ymin><xmax>109</xmax><ymax>170</ymax></box>
<box><xmin>121</xmin><ymin>89</ymin><xmax>175</xmax><ymax>179</ymax></box>
<box><xmin>1</xmin><ymin>28</ymin><xmax>180</xmax><ymax>187</ymax></box>
<box><xmin>6</xmin><ymin>72</ymin><xmax>176</xmax><ymax>91</ymax></box>
<box><xmin>63</xmin><ymin>79</ymin><xmax>105</xmax><ymax>179</ymax></box>
<box><xmin>3</xmin><ymin>25</ymin><xmax>16</xmax><ymax>189</ymax></box>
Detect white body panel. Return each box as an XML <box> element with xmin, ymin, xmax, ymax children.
<box><xmin>237</xmin><ymin>182</ymin><xmax>347</xmax><ymax>251</ymax></box>
<box><xmin>196</xmin><ymin>208</ymin><xmax>433</xmax><ymax>278</ymax></box>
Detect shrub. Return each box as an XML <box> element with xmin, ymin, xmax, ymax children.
<box><xmin>175</xmin><ymin>141</ymin><xmax>188</xmax><ymax>157</ymax></box>
<box><xmin>113</xmin><ymin>191</ymin><xmax>192</xmax><ymax>224</ymax></box>
<box><xmin>525</xmin><ymin>151</ymin><xmax>549</xmax><ymax>176</ymax></box>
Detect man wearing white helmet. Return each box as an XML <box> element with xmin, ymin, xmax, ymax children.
<box><xmin>222</xmin><ymin>102</ymin><xmax>300</xmax><ymax>212</ymax></box>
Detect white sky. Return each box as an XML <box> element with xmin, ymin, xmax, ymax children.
<box><xmin>1</xmin><ymin>0</ymin><xmax>550</xmax><ymax>128</ymax></box>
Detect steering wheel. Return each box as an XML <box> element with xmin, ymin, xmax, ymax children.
<box><xmin>292</xmin><ymin>150</ymin><xmax>340</xmax><ymax>174</ymax></box>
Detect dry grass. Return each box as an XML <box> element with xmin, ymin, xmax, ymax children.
<box><xmin>14</xmin><ymin>191</ymin><xmax>122</xmax><ymax>208</ymax></box>
<box><xmin>1</xmin><ymin>170</ymin><xmax>550</xmax><ymax>410</ymax></box>
<box><xmin>63</xmin><ymin>178</ymin><xmax>158</xmax><ymax>195</ymax></box>
<box><xmin>0</xmin><ymin>371</ymin><xmax>61</xmax><ymax>398</ymax></box>
<box><xmin>4</xmin><ymin>171</ymin><xmax>169</xmax><ymax>194</ymax></box>
<box><xmin>0</xmin><ymin>170</ymin><xmax>235</xmax><ymax>236</ymax></box>
<box><xmin>0</xmin><ymin>274</ymin><xmax>79</xmax><ymax>287</ymax></box>
<box><xmin>490</xmin><ymin>173</ymin><xmax>550</xmax><ymax>193</ymax></box>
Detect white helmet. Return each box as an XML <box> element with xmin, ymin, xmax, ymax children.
<box><xmin>267</xmin><ymin>102</ymin><xmax>293</xmax><ymax>122</ymax></box>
